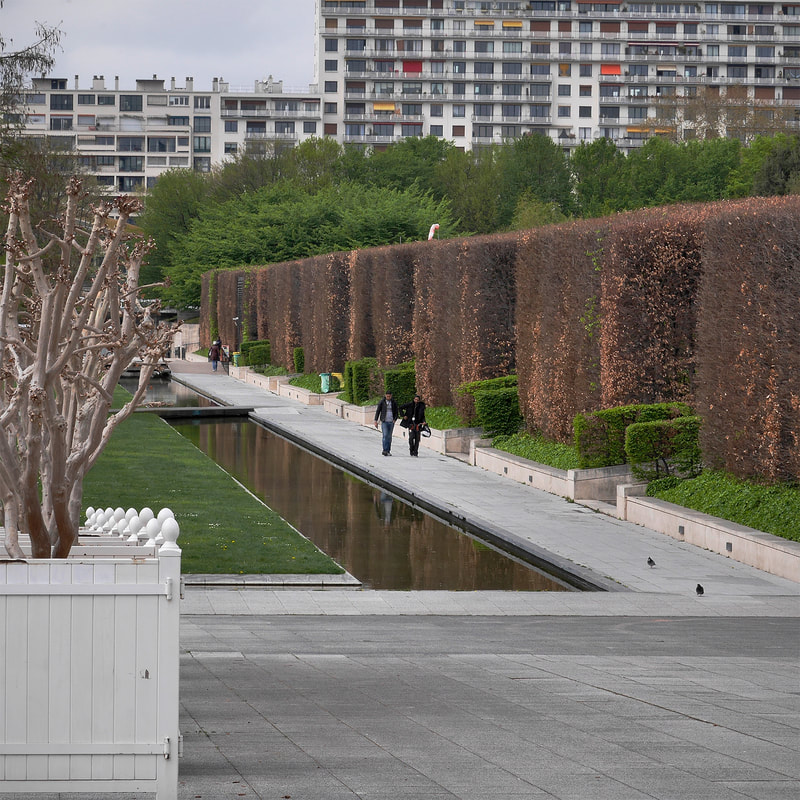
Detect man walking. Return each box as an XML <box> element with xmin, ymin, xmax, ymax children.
<box><xmin>401</xmin><ymin>394</ymin><xmax>426</xmax><ymax>457</ymax></box>
<box><xmin>374</xmin><ymin>391</ymin><xmax>399</xmax><ymax>456</ymax></box>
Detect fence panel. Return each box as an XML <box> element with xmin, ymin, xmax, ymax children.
<box><xmin>0</xmin><ymin>551</ymin><xmax>180</xmax><ymax>799</ymax></box>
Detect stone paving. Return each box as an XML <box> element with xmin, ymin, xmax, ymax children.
<box><xmin>28</xmin><ymin>358</ymin><xmax>791</xmax><ymax>800</ymax></box>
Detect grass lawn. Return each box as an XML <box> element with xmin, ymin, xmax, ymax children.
<box><xmin>83</xmin><ymin>402</ymin><xmax>343</xmax><ymax>575</ymax></box>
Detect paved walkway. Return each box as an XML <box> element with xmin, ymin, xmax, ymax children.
<box><xmin>117</xmin><ymin>358</ymin><xmax>797</xmax><ymax>800</ymax></box>
<box><xmin>167</xmin><ymin>358</ymin><xmax>799</xmax><ymax>603</ymax></box>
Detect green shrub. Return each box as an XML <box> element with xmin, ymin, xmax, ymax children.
<box><xmin>346</xmin><ymin>356</ymin><xmax>378</xmax><ymax>405</ymax></box>
<box><xmin>456</xmin><ymin>375</ymin><xmax>518</xmax><ymax>425</ymax></box>
<box><xmin>384</xmin><ymin>361</ymin><xmax>416</xmax><ymax>406</ymax></box>
<box><xmin>425</xmin><ymin>406</ymin><xmax>467</xmax><ymax>430</ymax></box>
<box><xmin>292</xmin><ymin>346</ymin><xmax>305</xmax><ymax>374</ymax></box>
<box><xmin>245</xmin><ymin>342</ymin><xmax>271</xmax><ymax>367</ymax></box>
<box><xmin>492</xmin><ymin>432</ymin><xmax>580</xmax><ymax>471</ymax></box>
<box><xmin>574</xmin><ymin>402</ymin><xmax>693</xmax><ymax>469</ymax></box>
<box><xmin>647</xmin><ymin>470</ymin><xmax>800</xmax><ymax>543</ymax></box>
<box><xmin>289</xmin><ymin>373</ymin><xmax>341</xmax><ymax>394</ymax></box>
<box><xmin>625</xmin><ymin>415</ymin><xmax>702</xmax><ymax>482</ymax></box>
<box><xmin>253</xmin><ymin>364</ymin><xmax>288</xmax><ymax>377</ymax></box>
<box><xmin>239</xmin><ymin>339</ymin><xmax>267</xmax><ymax>359</ymax></box>
<box><xmin>473</xmin><ymin>386</ymin><xmax>522</xmax><ymax>437</ymax></box>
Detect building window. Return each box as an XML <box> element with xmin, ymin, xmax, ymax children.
<box><xmin>579</xmin><ymin>64</ymin><xmax>592</xmax><ymax>77</ymax></box>
<box><xmin>431</xmin><ymin>82</ymin><xmax>444</xmax><ymax>95</ymax></box>
<box><xmin>325</xmin><ymin>60</ymin><xmax>338</xmax><ymax>71</ymax></box>
<box><xmin>193</xmin><ymin>157</ymin><xmax>211</xmax><ymax>172</ymax></box>
<box><xmin>503</xmin><ymin>63</ymin><xmax>523</xmax><ymax>76</ymax></box>
<box><xmin>474</xmin><ymin>62</ymin><xmax>494</xmax><ymax>75</ymax></box>
<box><xmin>77</xmin><ymin>94</ymin><xmax>95</xmax><ymax>105</ymax></box>
<box><xmin>474</xmin><ymin>83</ymin><xmax>494</xmax><ymax>96</ymax></box>
<box><xmin>324</xmin><ymin>81</ymin><xmax>338</xmax><ymax>92</ymax></box>
<box><xmin>475</xmin><ymin>41</ymin><xmax>494</xmax><ymax>53</ymax></box>
<box><xmin>118</xmin><ymin>176</ymin><xmax>144</xmax><ymax>191</ymax></box>
<box><xmin>452</xmin><ymin>125</ymin><xmax>465</xmax><ymax>136</ymax></box>
<box><xmin>600</xmin><ymin>43</ymin><xmax>620</xmax><ymax>56</ymax></box>
<box><xmin>194</xmin><ymin>96</ymin><xmax>211</xmax><ymax>109</ymax></box>
<box><xmin>50</xmin><ymin>95</ymin><xmax>73</xmax><ymax>110</ymax></box>
<box><xmin>579</xmin><ymin>106</ymin><xmax>592</xmax><ymax>117</ymax></box>
<box><xmin>224</xmin><ymin>120</ymin><xmax>238</xmax><ymax>133</ymax></box>
<box><xmin>453</xmin><ymin>104</ymin><xmax>466</xmax><ymax>117</ymax></box>
<box><xmin>119</xmin><ymin>95</ymin><xmax>143</xmax><ymax>112</ymax></box>
<box><xmin>194</xmin><ymin>116</ymin><xmax>211</xmax><ymax>132</ymax></box>
<box><xmin>347</xmin><ymin>60</ymin><xmax>367</xmax><ymax>72</ymax></box>
<box><xmin>224</xmin><ymin>142</ymin><xmax>238</xmax><ymax>154</ymax></box>
<box><xmin>119</xmin><ymin>156</ymin><xmax>144</xmax><ymax>172</ymax></box>
<box><xmin>430</xmin><ymin>124</ymin><xmax>443</xmax><ymax>136</ymax></box>
<box><xmin>374</xmin><ymin>123</ymin><xmax>394</xmax><ymax>136</ymax></box>
<box><xmin>430</xmin><ymin>104</ymin><xmax>444</xmax><ymax>117</ymax></box>
<box><xmin>325</xmin><ymin>39</ymin><xmax>338</xmax><ymax>51</ymax></box>
<box><xmin>276</xmin><ymin>121</ymin><xmax>295</xmax><ymax>134</ymax></box>
<box><xmin>148</xmin><ymin>137</ymin><xmax>176</xmax><ymax>152</ymax></box>
<box><xmin>454</xmin><ymin>40</ymin><xmax>466</xmax><ymax>52</ymax></box>
<box><xmin>98</xmin><ymin>95</ymin><xmax>115</xmax><ymax>106</ymax></box>
<box><xmin>559</xmin><ymin>63</ymin><xmax>571</xmax><ymax>77</ymax></box>
<box><xmin>304</xmin><ymin>121</ymin><xmax>317</xmax><ymax>133</ymax></box>
<box><xmin>49</xmin><ymin>116</ymin><xmax>73</xmax><ymax>130</ymax></box>
<box><xmin>168</xmin><ymin>116</ymin><xmax>190</xmax><ymax>126</ymax></box>
<box><xmin>558</xmin><ymin>106</ymin><xmax>571</xmax><ymax>117</ymax></box>
<box><xmin>169</xmin><ymin>95</ymin><xmax>189</xmax><ymax>106</ymax></box>
<box><xmin>474</xmin><ymin>103</ymin><xmax>493</xmax><ymax>118</ymax></box>
<box><xmin>346</xmin><ymin>39</ymin><xmax>366</xmax><ymax>51</ymax></box>
<box><xmin>324</xmin><ymin>102</ymin><xmax>338</xmax><ymax>113</ymax></box>
<box><xmin>402</xmin><ymin>123</ymin><xmax>423</xmax><ymax>137</ymax></box>
<box><xmin>580</xmin><ymin>42</ymin><xmax>592</xmax><ymax>56</ymax></box>
<box><xmin>502</xmin><ymin>84</ymin><xmax>523</xmax><ymax>96</ymax></box>
<box><xmin>402</xmin><ymin>103</ymin><xmax>422</xmax><ymax>115</ymax></box>
<box><xmin>193</xmin><ymin>136</ymin><xmax>211</xmax><ymax>152</ymax></box>
<box><xmin>474</xmin><ymin>125</ymin><xmax>493</xmax><ymax>138</ymax></box>
<box><xmin>502</xmin><ymin>104</ymin><xmax>522</xmax><ymax>117</ymax></box>
<box><xmin>118</xmin><ymin>136</ymin><xmax>145</xmax><ymax>151</ymax></box>
<box><xmin>558</xmin><ymin>85</ymin><xmax>571</xmax><ymax>97</ymax></box>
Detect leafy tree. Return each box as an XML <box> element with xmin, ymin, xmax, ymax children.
<box><xmin>434</xmin><ymin>146</ymin><xmax>501</xmax><ymax>234</ymax></box>
<box><xmin>496</xmin><ymin>133</ymin><xmax>574</xmax><ymax>225</ymax></box>
<box><xmin>165</xmin><ymin>182</ymin><xmax>455</xmax><ymax>307</ymax></box>
<box><xmin>361</xmin><ymin>135</ymin><xmax>456</xmax><ymax>198</ymax></box>
<box><xmin>508</xmin><ymin>193</ymin><xmax>566</xmax><ymax>231</ymax></box>
<box><xmin>724</xmin><ymin>134</ymin><xmax>787</xmax><ymax>198</ymax></box>
<box><xmin>752</xmin><ymin>134</ymin><xmax>800</xmax><ymax>196</ymax></box>
<box><xmin>137</xmin><ymin>168</ymin><xmax>210</xmax><ymax>291</ymax></box>
<box><xmin>571</xmin><ymin>138</ymin><xmax>630</xmax><ymax>218</ymax></box>
<box><xmin>0</xmin><ymin>4</ymin><xmax>61</xmax><ymax>147</ymax></box>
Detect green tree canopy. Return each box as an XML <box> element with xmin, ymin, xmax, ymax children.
<box><xmin>164</xmin><ymin>181</ymin><xmax>455</xmax><ymax>307</ymax></box>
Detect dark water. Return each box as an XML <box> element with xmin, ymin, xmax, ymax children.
<box><xmin>170</xmin><ymin>418</ymin><xmax>571</xmax><ymax>592</ymax></box>
<box><xmin>119</xmin><ymin>375</ymin><xmax>218</xmax><ymax>408</ymax></box>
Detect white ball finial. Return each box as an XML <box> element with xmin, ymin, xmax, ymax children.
<box><xmin>157</xmin><ymin>507</ymin><xmax>174</xmax><ymax>523</ymax></box>
<box><xmin>139</xmin><ymin>507</ymin><xmax>155</xmax><ymax>525</ymax></box>
<box><xmin>125</xmin><ymin>507</ymin><xmax>137</xmax><ymax>522</ymax></box>
<box><xmin>159</xmin><ymin>517</ymin><xmax>180</xmax><ymax>553</ymax></box>
<box><xmin>145</xmin><ymin>517</ymin><xmax>161</xmax><ymax>546</ymax></box>
<box><xmin>127</xmin><ymin>515</ymin><xmax>142</xmax><ymax>543</ymax></box>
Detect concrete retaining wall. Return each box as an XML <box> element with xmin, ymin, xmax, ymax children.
<box><xmin>618</xmin><ymin>484</ymin><xmax>800</xmax><ymax>582</ymax></box>
<box><xmin>471</xmin><ymin>445</ymin><xmax>634</xmax><ymax>503</ymax></box>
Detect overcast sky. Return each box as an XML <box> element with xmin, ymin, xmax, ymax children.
<box><xmin>2</xmin><ymin>0</ymin><xmax>318</xmax><ymax>92</ymax></box>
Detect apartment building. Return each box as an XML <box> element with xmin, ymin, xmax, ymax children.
<box><xmin>317</xmin><ymin>0</ymin><xmax>799</xmax><ymax>150</ymax></box>
<box><xmin>21</xmin><ymin>74</ymin><xmax>322</xmax><ymax>193</ymax></box>
<box><xmin>17</xmin><ymin>1</ymin><xmax>798</xmax><ymax>191</ymax></box>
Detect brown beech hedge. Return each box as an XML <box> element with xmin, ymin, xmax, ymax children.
<box><xmin>201</xmin><ymin>196</ymin><xmax>799</xmax><ymax>484</ymax></box>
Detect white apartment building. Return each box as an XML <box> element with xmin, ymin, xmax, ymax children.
<box><xmin>317</xmin><ymin>0</ymin><xmax>799</xmax><ymax>150</ymax></box>
<box><xmin>21</xmin><ymin>74</ymin><xmax>322</xmax><ymax>193</ymax></box>
<box><xmin>17</xmin><ymin>0</ymin><xmax>799</xmax><ymax>191</ymax></box>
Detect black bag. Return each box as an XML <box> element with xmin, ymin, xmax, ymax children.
<box><xmin>399</xmin><ymin>418</ymin><xmax>410</xmax><ymax>429</ymax></box>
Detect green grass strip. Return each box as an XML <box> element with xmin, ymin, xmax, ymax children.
<box><xmin>492</xmin><ymin>432</ymin><xmax>580</xmax><ymax>471</ymax></box>
<box><xmin>83</xmin><ymin>403</ymin><xmax>342</xmax><ymax>575</ymax></box>
<box><xmin>648</xmin><ymin>470</ymin><xmax>800</xmax><ymax>542</ymax></box>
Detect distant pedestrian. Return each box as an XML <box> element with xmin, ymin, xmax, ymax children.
<box><xmin>401</xmin><ymin>394</ymin><xmax>426</xmax><ymax>457</ymax></box>
<box><xmin>374</xmin><ymin>391</ymin><xmax>399</xmax><ymax>456</ymax></box>
<box><xmin>209</xmin><ymin>341</ymin><xmax>221</xmax><ymax>372</ymax></box>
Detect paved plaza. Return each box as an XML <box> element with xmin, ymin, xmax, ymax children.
<box><xmin>14</xmin><ymin>359</ymin><xmax>794</xmax><ymax>800</ymax></box>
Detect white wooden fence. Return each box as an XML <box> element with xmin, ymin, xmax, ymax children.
<box><xmin>0</xmin><ymin>509</ymin><xmax>181</xmax><ymax>799</ymax></box>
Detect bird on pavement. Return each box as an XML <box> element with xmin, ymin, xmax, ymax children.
<box><xmin>696</xmin><ymin>583</ymin><xmax>704</xmax><ymax>596</ymax></box>
<box><xmin>647</xmin><ymin>557</ymin><xmax>656</xmax><ymax>568</ymax></box>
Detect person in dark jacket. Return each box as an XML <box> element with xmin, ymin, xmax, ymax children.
<box><xmin>401</xmin><ymin>394</ymin><xmax>426</xmax><ymax>456</ymax></box>
<box><xmin>373</xmin><ymin>392</ymin><xmax>399</xmax><ymax>456</ymax></box>
<box><xmin>208</xmin><ymin>341</ymin><xmax>221</xmax><ymax>372</ymax></box>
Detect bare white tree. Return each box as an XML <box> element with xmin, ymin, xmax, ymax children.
<box><xmin>1</xmin><ymin>174</ymin><xmax>175</xmax><ymax>558</ymax></box>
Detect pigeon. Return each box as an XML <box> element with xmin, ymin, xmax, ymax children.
<box><xmin>647</xmin><ymin>557</ymin><xmax>656</xmax><ymax>568</ymax></box>
<box><xmin>696</xmin><ymin>583</ymin><xmax>704</xmax><ymax>596</ymax></box>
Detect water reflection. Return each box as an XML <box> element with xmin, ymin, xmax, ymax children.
<box><xmin>119</xmin><ymin>376</ymin><xmax>217</xmax><ymax>408</ymax></box>
<box><xmin>171</xmin><ymin>419</ymin><xmax>570</xmax><ymax>592</ymax></box>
